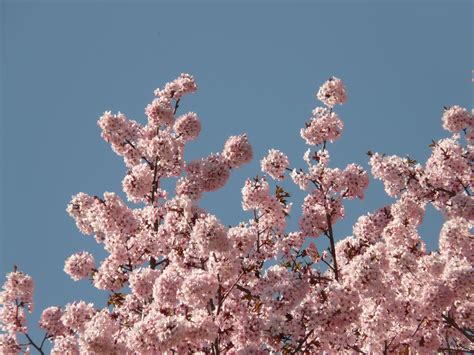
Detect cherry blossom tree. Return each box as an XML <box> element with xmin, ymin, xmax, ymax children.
<box><xmin>0</xmin><ymin>74</ymin><xmax>472</xmax><ymax>354</ymax></box>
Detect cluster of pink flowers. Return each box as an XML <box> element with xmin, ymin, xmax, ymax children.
<box><xmin>0</xmin><ymin>270</ymin><xmax>33</xmax><ymax>350</ymax></box>
<box><xmin>316</xmin><ymin>76</ymin><xmax>347</xmax><ymax>107</ymax></box>
<box><xmin>442</xmin><ymin>105</ymin><xmax>473</xmax><ymax>132</ymax></box>
<box><xmin>300</xmin><ymin>107</ymin><xmax>344</xmax><ymax>146</ymax></box>
<box><xmin>64</xmin><ymin>252</ymin><xmax>96</xmax><ymax>281</ymax></box>
<box><xmin>260</xmin><ymin>149</ymin><xmax>289</xmax><ymax>180</ymax></box>
<box><xmin>1</xmin><ymin>74</ymin><xmax>472</xmax><ymax>354</ymax></box>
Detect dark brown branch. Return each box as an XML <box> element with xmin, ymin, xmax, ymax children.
<box><xmin>325</xmin><ymin>213</ymin><xmax>339</xmax><ymax>281</ymax></box>
<box><xmin>24</xmin><ymin>333</ymin><xmax>45</xmax><ymax>355</ymax></box>
<box><xmin>291</xmin><ymin>328</ymin><xmax>314</xmax><ymax>354</ymax></box>
<box><xmin>173</xmin><ymin>98</ymin><xmax>181</xmax><ymax>115</ymax></box>
<box><xmin>442</xmin><ymin>314</ymin><xmax>474</xmax><ymax>342</ymax></box>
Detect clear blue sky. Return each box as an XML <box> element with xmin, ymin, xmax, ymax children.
<box><xmin>1</xmin><ymin>0</ymin><xmax>472</xmax><ymax>348</ymax></box>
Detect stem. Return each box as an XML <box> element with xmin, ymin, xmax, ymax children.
<box><xmin>411</xmin><ymin>317</ymin><xmax>425</xmax><ymax>337</ymax></box>
<box><xmin>320</xmin><ymin>257</ymin><xmax>336</xmax><ymax>274</ymax></box>
<box><xmin>173</xmin><ymin>98</ymin><xmax>181</xmax><ymax>115</ymax></box>
<box><xmin>253</xmin><ymin>209</ymin><xmax>261</xmax><ymax>253</ymax></box>
<box><xmin>39</xmin><ymin>333</ymin><xmax>49</xmax><ymax>350</ymax></box>
<box><xmin>442</xmin><ymin>314</ymin><xmax>474</xmax><ymax>342</ymax></box>
<box><xmin>325</xmin><ymin>213</ymin><xmax>339</xmax><ymax>281</ymax></box>
<box><xmin>218</xmin><ymin>271</ymin><xmax>245</xmax><ymax>314</ymax></box>
<box><xmin>24</xmin><ymin>333</ymin><xmax>45</xmax><ymax>355</ymax></box>
<box><xmin>292</xmin><ymin>329</ymin><xmax>314</xmax><ymax>354</ymax></box>
<box><xmin>216</xmin><ymin>274</ymin><xmax>223</xmax><ymax>316</ymax></box>
<box><xmin>149</xmin><ymin>156</ymin><xmax>160</xmax><ymax>205</ymax></box>
<box><xmin>348</xmin><ymin>345</ymin><xmax>365</xmax><ymax>354</ymax></box>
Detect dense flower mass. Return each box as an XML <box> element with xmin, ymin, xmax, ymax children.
<box><xmin>174</xmin><ymin>112</ymin><xmax>201</xmax><ymax>141</ymax></box>
<box><xmin>64</xmin><ymin>252</ymin><xmax>96</xmax><ymax>281</ymax></box>
<box><xmin>260</xmin><ymin>149</ymin><xmax>289</xmax><ymax>180</ymax></box>
<box><xmin>300</xmin><ymin>107</ymin><xmax>344</xmax><ymax>145</ymax></box>
<box><xmin>1</xmin><ymin>74</ymin><xmax>472</xmax><ymax>354</ymax></box>
<box><xmin>222</xmin><ymin>134</ymin><xmax>253</xmax><ymax>168</ymax></box>
<box><xmin>316</xmin><ymin>76</ymin><xmax>347</xmax><ymax>107</ymax></box>
<box><xmin>442</xmin><ymin>105</ymin><xmax>472</xmax><ymax>132</ymax></box>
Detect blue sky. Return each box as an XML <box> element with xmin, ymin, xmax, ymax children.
<box><xmin>1</xmin><ymin>0</ymin><xmax>472</xmax><ymax>348</ymax></box>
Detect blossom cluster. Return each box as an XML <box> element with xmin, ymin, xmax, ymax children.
<box><xmin>1</xmin><ymin>74</ymin><xmax>472</xmax><ymax>354</ymax></box>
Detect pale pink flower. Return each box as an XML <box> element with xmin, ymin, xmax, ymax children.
<box><xmin>317</xmin><ymin>77</ymin><xmax>347</xmax><ymax>107</ymax></box>
<box><xmin>260</xmin><ymin>149</ymin><xmax>289</xmax><ymax>180</ymax></box>
<box><xmin>222</xmin><ymin>134</ymin><xmax>253</xmax><ymax>168</ymax></box>
<box><xmin>0</xmin><ymin>302</ymin><xmax>27</xmax><ymax>333</ymax></box>
<box><xmin>156</xmin><ymin>73</ymin><xmax>197</xmax><ymax>99</ymax></box>
<box><xmin>300</xmin><ymin>107</ymin><xmax>344</xmax><ymax>146</ymax></box>
<box><xmin>122</xmin><ymin>163</ymin><xmax>154</xmax><ymax>203</ymax></box>
<box><xmin>191</xmin><ymin>214</ymin><xmax>229</xmax><ymax>252</ymax></box>
<box><xmin>174</xmin><ymin>112</ymin><xmax>201</xmax><ymax>141</ymax></box>
<box><xmin>64</xmin><ymin>251</ymin><xmax>95</xmax><ymax>281</ymax></box>
<box><xmin>442</xmin><ymin>105</ymin><xmax>472</xmax><ymax>132</ymax></box>
<box><xmin>341</xmin><ymin>163</ymin><xmax>369</xmax><ymax>199</ymax></box>
<box><xmin>241</xmin><ymin>176</ymin><xmax>270</xmax><ymax>210</ymax></box>
<box><xmin>145</xmin><ymin>96</ymin><xmax>174</xmax><ymax>127</ymax></box>
<box><xmin>39</xmin><ymin>306</ymin><xmax>66</xmax><ymax>336</ymax></box>
<box><xmin>0</xmin><ymin>334</ymin><xmax>21</xmax><ymax>354</ymax></box>
<box><xmin>51</xmin><ymin>335</ymin><xmax>79</xmax><ymax>355</ymax></box>
<box><xmin>191</xmin><ymin>154</ymin><xmax>230</xmax><ymax>192</ymax></box>
<box><xmin>175</xmin><ymin>176</ymin><xmax>202</xmax><ymax>201</ymax></box>
<box><xmin>61</xmin><ymin>301</ymin><xmax>95</xmax><ymax>332</ymax></box>
<box><xmin>79</xmin><ymin>310</ymin><xmax>119</xmax><ymax>353</ymax></box>
<box><xmin>178</xmin><ymin>269</ymin><xmax>218</xmax><ymax>308</ymax></box>
<box><xmin>0</xmin><ymin>271</ymin><xmax>34</xmax><ymax>305</ymax></box>
<box><xmin>129</xmin><ymin>268</ymin><xmax>161</xmax><ymax>300</ymax></box>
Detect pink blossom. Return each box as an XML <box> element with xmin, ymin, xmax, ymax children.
<box><xmin>129</xmin><ymin>268</ymin><xmax>161</xmax><ymax>300</ymax></box>
<box><xmin>257</xmin><ymin>196</ymin><xmax>290</xmax><ymax>233</ymax></box>
<box><xmin>3</xmin><ymin>74</ymin><xmax>473</xmax><ymax>354</ymax></box>
<box><xmin>192</xmin><ymin>154</ymin><xmax>230</xmax><ymax>192</ymax></box>
<box><xmin>79</xmin><ymin>310</ymin><xmax>119</xmax><ymax>353</ymax></box>
<box><xmin>191</xmin><ymin>214</ymin><xmax>229</xmax><ymax>252</ymax></box>
<box><xmin>61</xmin><ymin>301</ymin><xmax>95</xmax><ymax>332</ymax></box>
<box><xmin>241</xmin><ymin>176</ymin><xmax>270</xmax><ymax>210</ymax></box>
<box><xmin>39</xmin><ymin>306</ymin><xmax>66</xmax><ymax>336</ymax></box>
<box><xmin>222</xmin><ymin>134</ymin><xmax>253</xmax><ymax>168</ymax></box>
<box><xmin>390</xmin><ymin>194</ymin><xmax>425</xmax><ymax>226</ymax></box>
<box><xmin>352</xmin><ymin>206</ymin><xmax>392</xmax><ymax>243</ymax></box>
<box><xmin>156</xmin><ymin>73</ymin><xmax>197</xmax><ymax>99</ymax></box>
<box><xmin>442</xmin><ymin>105</ymin><xmax>472</xmax><ymax>132</ymax></box>
<box><xmin>0</xmin><ymin>334</ymin><xmax>21</xmax><ymax>354</ymax></box>
<box><xmin>174</xmin><ymin>112</ymin><xmax>201</xmax><ymax>141</ymax></box>
<box><xmin>306</xmin><ymin>242</ymin><xmax>320</xmax><ymax>262</ymax></box>
<box><xmin>64</xmin><ymin>251</ymin><xmax>95</xmax><ymax>281</ymax></box>
<box><xmin>51</xmin><ymin>335</ymin><xmax>79</xmax><ymax>355</ymax></box>
<box><xmin>228</xmin><ymin>225</ymin><xmax>257</xmax><ymax>256</ymax></box>
<box><xmin>260</xmin><ymin>149</ymin><xmax>289</xmax><ymax>180</ymax></box>
<box><xmin>439</xmin><ymin>218</ymin><xmax>473</xmax><ymax>262</ymax></box>
<box><xmin>93</xmin><ymin>256</ymin><xmax>128</xmax><ymax>291</ymax></box>
<box><xmin>178</xmin><ymin>269</ymin><xmax>218</xmax><ymax>308</ymax></box>
<box><xmin>0</xmin><ymin>271</ymin><xmax>34</xmax><ymax>305</ymax></box>
<box><xmin>175</xmin><ymin>176</ymin><xmax>202</xmax><ymax>201</ymax></box>
<box><xmin>425</xmin><ymin>137</ymin><xmax>471</xmax><ymax>195</ymax></box>
<box><xmin>369</xmin><ymin>153</ymin><xmax>411</xmax><ymax>197</ymax></box>
<box><xmin>145</xmin><ymin>96</ymin><xmax>174</xmax><ymax>127</ymax></box>
<box><xmin>317</xmin><ymin>77</ymin><xmax>347</xmax><ymax>107</ymax></box>
<box><xmin>152</xmin><ymin>266</ymin><xmax>181</xmax><ymax>308</ymax></box>
<box><xmin>341</xmin><ymin>163</ymin><xmax>369</xmax><ymax>199</ymax></box>
<box><xmin>300</xmin><ymin>107</ymin><xmax>344</xmax><ymax>146</ymax></box>
<box><xmin>300</xmin><ymin>189</ymin><xmax>344</xmax><ymax>236</ymax></box>
<box><xmin>122</xmin><ymin>163</ymin><xmax>154</xmax><ymax>203</ymax></box>
<box><xmin>290</xmin><ymin>169</ymin><xmax>309</xmax><ymax>190</ymax></box>
<box><xmin>0</xmin><ymin>302</ymin><xmax>27</xmax><ymax>333</ymax></box>
<box><xmin>97</xmin><ymin>111</ymin><xmax>143</xmax><ymax>166</ymax></box>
